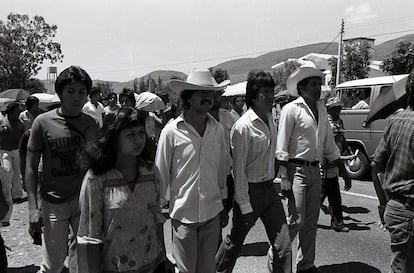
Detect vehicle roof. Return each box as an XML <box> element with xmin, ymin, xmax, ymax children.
<box><xmin>335</xmin><ymin>74</ymin><xmax>408</xmax><ymax>89</ymax></box>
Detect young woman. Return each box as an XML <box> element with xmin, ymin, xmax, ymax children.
<box><xmin>77</xmin><ymin>107</ymin><xmax>171</xmax><ymax>273</ymax></box>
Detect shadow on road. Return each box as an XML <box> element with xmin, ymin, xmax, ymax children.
<box><xmin>240</xmin><ymin>241</ymin><xmax>269</xmax><ymax>257</ymax></box>
<box><xmin>342</xmin><ymin>206</ymin><xmax>370</xmax><ymax>214</ymax></box>
<box><xmin>8</xmin><ymin>264</ymin><xmax>40</xmax><ymax>273</ymax></box>
<box><xmin>318</xmin><ymin>261</ymin><xmax>381</xmax><ymax>273</ymax></box>
<box><xmin>318</xmin><ymin>221</ymin><xmax>372</xmax><ymax>231</ymax></box>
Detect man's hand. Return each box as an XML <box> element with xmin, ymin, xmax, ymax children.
<box><xmin>28</xmin><ymin>221</ymin><xmax>42</xmax><ymax>245</ymax></box>
<box><xmin>241</xmin><ymin>212</ymin><xmax>256</xmax><ymax>229</ymax></box>
<box><xmin>343</xmin><ymin>173</ymin><xmax>352</xmax><ymax>191</ymax></box>
<box><xmin>220</xmin><ymin>209</ymin><xmax>229</xmax><ymax>228</ymax></box>
<box><xmin>334</xmin><ymin>158</ymin><xmax>352</xmax><ymax>191</ymax></box>
<box><xmin>279</xmin><ymin>164</ymin><xmax>292</xmax><ymax>198</ymax></box>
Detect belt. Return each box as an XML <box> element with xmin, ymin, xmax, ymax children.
<box><xmin>288</xmin><ymin>158</ymin><xmax>320</xmax><ymax>167</ymax></box>
<box><xmin>390</xmin><ymin>194</ymin><xmax>414</xmax><ymax>211</ymax></box>
<box><xmin>248</xmin><ymin>179</ymin><xmax>274</xmax><ymax>188</ymax></box>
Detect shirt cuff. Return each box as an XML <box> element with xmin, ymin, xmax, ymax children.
<box><xmin>77</xmin><ymin>236</ymin><xmax>103</xmax><ymax>245</ymax></box>
<box><xmin>239</xmin><ymin>202</ymin><xmax>253</xmax><ymax>215</ymax></box>
<box><xmin>276</xmin><ymin>151</ymin><xmax>289</xmax><ymax>161</ymax></box>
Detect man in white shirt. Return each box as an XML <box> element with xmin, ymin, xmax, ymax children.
<box><xmin>82</xmin><ymin>87</ymin><xmax>104</xmax><ymax>127</ymax></box>
<box><xmin>216</xmin><ymin>71</ymin><xmax>292</xmax><ymax>273</ymax></box>
<box><xmin>155</xmin><ymin>69</ymin><xmax>229</xmax><ymax>273</ymax></box>
<box><xmin>277</xmin><ymin>66</ymin><xmax>351</xmax><ymax>273</ymax></box>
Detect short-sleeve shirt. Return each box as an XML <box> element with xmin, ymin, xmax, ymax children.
<box><xmin>83</xmin><ymin>101</ymin><xmax>105</xmax><ymax>127</ymax></box>
<box><xmin>77</xmin><ymin>164</ymin><xmax>165</xmax><ymax>273</ymax></box>
<box><xmin>27</xmin><ymin>109</ymin><xmax>99</xmax><ymax>203</ymax></box>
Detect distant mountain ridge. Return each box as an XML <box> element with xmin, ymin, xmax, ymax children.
<box><xmin>42</xmin><ymin>34</ymin><xmax>414</xmax><ymax>91</ymax></box>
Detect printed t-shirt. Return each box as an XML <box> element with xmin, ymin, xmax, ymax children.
<box><xmin>27</xmin><ymin>109</ymin><xmax>99</xmax><ymax>203</ymax></box>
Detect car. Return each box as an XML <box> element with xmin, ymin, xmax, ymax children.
<box><xmin>334</xmin><ymin>74</ymin><xmax>408</xmax><ymax>179</ymax></box>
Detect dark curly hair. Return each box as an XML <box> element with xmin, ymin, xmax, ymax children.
<box><xmin>245</xmin><ymin>71</ymin><xmax>275</xmax><ymax>108</ymax></box>
<box><xmin>84</xmin><ymin>107</ymin><xmax>155</xmax><ymax>175</ymax></box>
<box><xmin>55</xmin><ymin>66</ymin><xmax>92</xmax><ymax>96</ymax></box>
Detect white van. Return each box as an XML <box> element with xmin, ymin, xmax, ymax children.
<box><xmin>334</xmin><ymin>74</ymin><xmax>408</xmax><ymax>179</ymax></box>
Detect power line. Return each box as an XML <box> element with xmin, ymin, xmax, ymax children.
<box><xmin>319</xmin><ymin>33</ymin><xmax>340</xmax><ymax>54</ymax></box>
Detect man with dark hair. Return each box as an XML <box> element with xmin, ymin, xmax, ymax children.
<box><xmin>82</xmin><ymin>86</ymin><xmax>105</xmax><ymax>127</ymax></box>
<box><xmin>26</xmin><ymin>65</ymin><xmax>99</xmax><ymax>273</ymax></box>
<box><xmin>19</xmin><ymin>95</ymin><xmax>40</xmax><ymax>131</ymax></box>
<box><xmin>155</xmin><ymin>69</ymin><xmax>228</xmax><ymax>273</ymax></box>
<box><xmin>372</xmin><ymin>70</ymin><xmax>414</xmax><ymax>273</ymax></box>
<box><xmin>216</xmin><ymin>71</ymin><xmax>292</xmax><ymax>273</ymax></box>
<box><xmin>277</xmin><ymin>66</ymin><xmax>351</xmax><ymax>273</ymax></box>
<box><xmin>119</xmin><ymin>88</ymin><xmax>136</xmax><ymax>108</ymax></box>
<box><xmin>0</xmin><ymin>102</ymin><xmax>25</xmax><ymax>225</ymax></box>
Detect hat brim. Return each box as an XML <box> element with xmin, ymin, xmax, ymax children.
<box><xmin>287</xmin><ymin>67</ymin><xmax>324</xmax><ymax>97</ymax></box>
<box><xmin>168</xmin><ymin>79</ymin><xmax>230</xmax><ymax>93</ymax></box>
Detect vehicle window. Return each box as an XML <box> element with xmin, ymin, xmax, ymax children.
<box><xmin>338</xmin><ymin>87</ymin><xmax>371</xmax><ymax>110</ymax></box>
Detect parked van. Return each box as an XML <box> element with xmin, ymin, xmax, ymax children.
<box><xmin>334</xmin><ymin>74</ymin><xmax>408</xmax><ymax>179</ymax></box>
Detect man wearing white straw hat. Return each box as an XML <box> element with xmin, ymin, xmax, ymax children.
<box><xmin>155</xmin><ymin>69</ymin><xmax>229</xmax><ymax>273</ymax></box>
<box><xmin>276</xmin><ymin>66</ymin><xmax>351</xmax><ymax>273</ymax></box>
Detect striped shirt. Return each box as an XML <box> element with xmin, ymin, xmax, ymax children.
<box><xmin>231</xmin><ymin>108</ymin><xmax>277</xmax><ymax>214</ymax></box>
<box><xmin>374</xmin><ymin>109</ymin><xmax>414</xmax><ymax>199</ymax></box>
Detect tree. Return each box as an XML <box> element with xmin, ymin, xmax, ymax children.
<box><xmin>329</xmin><ymin>40</ymin><xmax>372</xmax><ymax>86</ymax></box>
<box><xmin>209</xmin><ymin>67</ymin><xmax>229</xmax><ymax>84</ymax></box>
<box><xmin>133</xmin><ymin>78</ymin><xmax>139</xmax><ymax>93</ymax></box>
<box><xmin>381</xmin><ymin>41</ymin><xmax>414</xmax><ymax>75</ymax></box>
<box><xmin>26</xmin><ymin>78</ymin><xmax>46</xmax><ymax>94</ymax></box>
<box><xmin>0</xmin><ymin>13</ymin><xmax>64</xmax><ymax>91</ymax></box>
<box><xmin>272</xmin><ymin>60</ymin><xmax>301</xmax><ymax>91</ymax></box>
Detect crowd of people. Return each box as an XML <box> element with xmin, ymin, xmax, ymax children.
<box><xmin>0</xmin><ymin>64</ymin><xmax>412</xmax><ymax>273</ymax></box>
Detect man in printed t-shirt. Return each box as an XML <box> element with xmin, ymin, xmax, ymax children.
<box><xmin>25</xmin><ymin>66</ymin><xmax>99</xmax><ymax>273</ymax></box>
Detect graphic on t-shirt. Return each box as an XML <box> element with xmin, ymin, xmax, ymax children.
<box><xmin>48</xmin><ymin>136</ymin><xmax>83</xmax><ymax>177</ymax></box>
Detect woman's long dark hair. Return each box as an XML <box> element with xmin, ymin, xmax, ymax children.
<box><xmin>84</xmin><ymin>107</ymin><xmax>155</xmax><ymax>175</ymax></box>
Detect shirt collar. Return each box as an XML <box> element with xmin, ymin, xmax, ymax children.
<box><xmin>293</xmin><ymin>96</ymin><xmax>324</xmax><ymax>110</ymax></box>
<box><xmin>176</xmin><ymin>112</ymin><xmax>217</xmax><ymax>126</ymax></box>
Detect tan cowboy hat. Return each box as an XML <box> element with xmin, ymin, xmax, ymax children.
<box><xmin>167</xmin><ymin>69</ymin><xmax>230</xmax><ymax>93</ymax></box>
<box><xmin>286</xmin><ymin>66</ymin><xmax>324</xmax><ymax>97</ymax></box>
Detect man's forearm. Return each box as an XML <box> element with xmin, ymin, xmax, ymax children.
<box><xmin>25</xmin><ymin>167</ymin><xmax>39</xmax><ymax>221</ymax></box>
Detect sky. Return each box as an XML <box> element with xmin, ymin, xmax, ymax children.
<box><xmin>2</xmin><ymin>0</ymin><xmax>414</xmax><ymax>82</ymax></box>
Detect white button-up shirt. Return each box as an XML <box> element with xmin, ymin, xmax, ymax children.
<box><xmin>276</xmin><ymin>97</ymin><xmax>340</xmax><ymax>163</ymax></box>
<box><xmin>231</xmin><ymin>109</ymin><xmax>277</xmax><ymax>214</ymax></box>
<box><xmin>155</xmin><ymin>113</ymin><xmax>227</xmax><ymax>224</ymax></box>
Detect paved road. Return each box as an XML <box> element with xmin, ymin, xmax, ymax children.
<box><xmin>4</xmin><ymin>179</ymin><xmax>390</xmax><ymax>273</ymax></box>
<box><xmin>164</xmin><ymin>179</ymin><xmax>390</xmax><ymax>273</ymax></box>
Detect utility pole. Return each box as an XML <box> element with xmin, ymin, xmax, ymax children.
<box><xmin>336</xmin><ymin>19</ymin><xmax>344</xmax><ymax>86</ymax></box>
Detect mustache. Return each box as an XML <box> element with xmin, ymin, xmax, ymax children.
<box><xmin>200</xmin><ymin>99</ymin><xmax>212</xmax><ymax>105</ymax></box>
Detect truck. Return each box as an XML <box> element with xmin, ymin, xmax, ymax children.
<box><xmin>334</xmin><ymin>74</ymin><xmax>408</xmax><ymax>179</ymax></box>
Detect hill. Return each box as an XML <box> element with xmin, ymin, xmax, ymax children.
<box><xmin>213</xmin><ymin>42</ymin><xmax>338</xmax><ymax>83</ymax></box>
<box><xmin>214</xmin><ymin>34</ymin><xmax>414</xmax><ymax>83</ymax></box>
<box><xmin>95</xmin><ymin>70</ymin><xmax>187</xmax><ymax>93</ymax></box>
<box><xmin>373</xmin><ymin>33</ymin><xmax>414</xmax><ymax>60</ymax></box>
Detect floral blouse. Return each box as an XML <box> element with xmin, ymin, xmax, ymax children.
<box><xmin>78</xmin><ymin>162</ymin><xmax>165</xmax><ymax>273</ymax></box>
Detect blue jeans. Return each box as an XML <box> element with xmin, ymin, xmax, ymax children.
<box><xmin>287</xmin><ymin>163</ymin><xmax>321</xmax><ymax>271</ymax></box>
<box><xmin>215</xmin><ymin>181</ymin><xmax>292</xmax><ymax>273</ymax></box>
<box><xmin>384</xmin><ymin>199</ymin><xmax>414</xmax><ymax>273</ymax></box>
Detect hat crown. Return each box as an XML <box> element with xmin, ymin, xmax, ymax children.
<box><xmin>186</xmin><ymin>69</ymin><xmax>218</xmax><ymax>87</ymax></box>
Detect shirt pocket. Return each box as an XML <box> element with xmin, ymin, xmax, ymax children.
<box><xmin>103</xmin><ymin>186</ymin><xmax>129</xmax><ymax>209</ymax></box>
<box><xmin>250</xmin><ymin>136</ymin><xmax>269</xmax><ymax>156</ymax></box>
<box><xmin>203</xmin><ymin>142</ymin><xmax>221</xmax><ymax>168</ymax></box>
